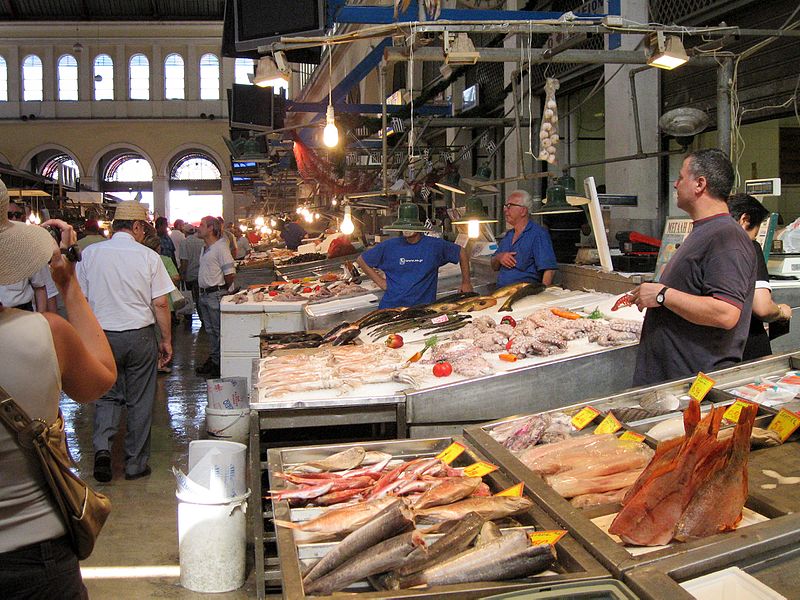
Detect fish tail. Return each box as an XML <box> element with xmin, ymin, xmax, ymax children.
<box><xmin>273</xmin><ymin>519</ymin><xmax>303</xmax><ymax>530</ymax></box>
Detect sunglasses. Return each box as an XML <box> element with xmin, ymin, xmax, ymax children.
<box><xmin>7</xmin><ymin>211</ymin><xmax>25</xmax><ymax>220</ymax></box>
<box><xmin>503</xmin><ymin>203</ymin><xmax>524</xmax><ymax>209</ymax></box>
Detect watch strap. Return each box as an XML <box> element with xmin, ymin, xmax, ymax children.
<box><xmin>657</xmin><ymin>286</ymin><xmax>669</xmax><ymax>306</ymax></box>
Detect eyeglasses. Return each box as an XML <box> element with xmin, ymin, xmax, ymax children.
<box><xmin>7</xmin><ymin>211</ymin><xmax>25</xmax><ymax>220</ymax></box>
<box><xmin>503</xmin><ymin>203</ymin><xmax>524</xmax><ymax>209</ymax></box>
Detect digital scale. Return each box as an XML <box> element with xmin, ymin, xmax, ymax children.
<box><xmin>768</xmin><ymin>254</ymin><xmax>800</xmax><ymax>277</ymax></box>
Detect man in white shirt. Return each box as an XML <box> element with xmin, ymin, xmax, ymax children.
<box><xmin>233</xmin><ymin>226</ymin><xmax>251</xmax><ymax>259</ymax></box>
<box><xmin>76</xmin><ymin>200</ymin><xmax>176</xmax><ymax>482</ymax></box>
<box><xmin>195</xmin><ymin>215</ymin><xmax>236</xmax><ymax>378</ymax></box>
<box><xmin>170</xmin><ymin>218</ymin><xmax>186</xmax><ymax>263</ymax></box>
<box><xmin>180</xmin><ymin>226</ymin><xmax>205</xmax><ymax>327</ymax></box>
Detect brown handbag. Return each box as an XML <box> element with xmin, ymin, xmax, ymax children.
<box><xmin>0</xmin><ymin>388</ymin><xmax>111</xmax><ymax>560</ymax></box>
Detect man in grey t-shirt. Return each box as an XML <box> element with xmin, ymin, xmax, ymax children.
<box><xmin>630</xmin><ymin>149</ymin><xmax>756</xmax><ymax>386</ymax></box>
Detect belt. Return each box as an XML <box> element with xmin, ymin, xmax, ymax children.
<box><xmin>200</xmin><ymin>285</ymin><xmax>225</xmax><ymax>294</ymax></box>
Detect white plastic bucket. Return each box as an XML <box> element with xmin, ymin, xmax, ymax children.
<box><xmin>206</xmin><ymin>407</ymin><xmax>250</xmax><ymax>445</ymax></box>
<box><xmin>177</xmin><ymin>490</ymin><xmax>250</xmax><ymax>593</ymax></box>
<box><xmin>188</xmin><ymin>440</ymin><xmax>247</xmax><ymax>500</ymax></box>
<box><xmin>207</xmin><ymin>377</ymin><xmax>249</xmax><ymax>410</ymax></box>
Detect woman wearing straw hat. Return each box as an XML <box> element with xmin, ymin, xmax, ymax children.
<box><xmin>0</xmin><ymin>179</ymin><xmax>116</xmax><ymax>598</ymax></box>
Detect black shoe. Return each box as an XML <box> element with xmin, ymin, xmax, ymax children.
<box><xmin>93</xmin><ymin>451</ymin><xmax>112</xmax><ymax>483</ymax></box>
<box><xmin>125</xmin><ymin>466</ymin><xmax>151</xmax><ymax>480</ymax></box>
<box><xmin>195</xmin><ymin>358</ymin><xmax>213</xmax><ymax>374</ymax></box>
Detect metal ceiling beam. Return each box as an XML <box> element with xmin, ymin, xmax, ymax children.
<box><xmin>287</xmin><ymin>101</ymin><xmax>450</xmax><ymax>116</ymax></box>
<box><xmin>334</xmin><ymin>5</ymin><xmax>605</xmax><ymax>24</ymax></box>
<box><xmin>2</xmin><ymin>0</ymin><xmax>16</xmax><ymax>18</ymax></box>
<box><xmin>384</xmin><ymin>46</ymin><xmax>648</xmax><ymax>65</ymax></box>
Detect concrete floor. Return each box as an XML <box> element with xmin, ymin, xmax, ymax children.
<box><xmin>63</xmin><ymin>315</ymin><xmax>260</xmax><ymax>599</ymax></box>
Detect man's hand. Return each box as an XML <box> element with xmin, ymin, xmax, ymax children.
<box><xmin>159</xmin><ymin>341</ymin><xmax>173</xmax><ymax>367</ymax></box>
<box><xmin>41</xmin><ymin>219</ymin><xmax>76</xmax><ymax>291</ymax></box>
<box><xmin>460</xmin><ymin>281</ymin><xmax>474</xmax><ymax>294</ymax></box>
<box><xmin>496</xmin><ymin>252</ymin><xmax>517</xmax><ymax>269</ymax></box>
<box><xmin>631</xmin><ymin>283</ymin><xmax>663</xmax><ymax>311</ymax></box>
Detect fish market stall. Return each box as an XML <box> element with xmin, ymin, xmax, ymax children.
<box><xmin>465</xmin><ymin>353</ymin><xmax>800</xmax><ymax>577</ymax></box>
<box><xmin>257</xmin><ymin>437</ymin><xmax>611</xmax><ymax>599</ymax></box>
<box><xmin>274</xmin><ymin>252</ymin><xmax>361</xmax><ymax>281</ymax></box>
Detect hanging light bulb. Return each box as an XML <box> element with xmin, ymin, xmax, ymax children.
<box><xmin>254</xmin><ymin>216</ymin><xmax>265</xmax><ymax>227</ymax></box>
<box><xmin>270</xmin><ymin>218</ymin><xmax>276</xmax><ymax>227</ymax></box>
<box><xmin>266</xmin><ymin>227</ymin><xmax>273</xmax><ymax>234</ymax></box>
<box><xmin>239</xmin><ymin>224</ymin><xmax>247</xmax><ymax>232</ymax></box>
<box><xmin>340</xmin><ymin>205</ymin><xmax>355</xmax><ymax>235</ymax></box>
<box><xmin>467</xmin><ymin>219</ymin><xmax>480</xmax><ymax>239</ymax></box>
<box><xmin>314</xmin><ymin>213</ymin><xmax>320</xmax><ymax>220</ymax></box>
<box><xmin>260</xmin><ymin>225</ymin><xmax>269</xmax><ymax>234</ymax></box>
<box><xmin>323</xmin><ymin>105</ymin><xmax>339</xmax><ymax>148</ymax></box>
<box><xmin>296</xmin><ymin>207</ymin><xmax>302</xmax><ymax>214</ymax></box>
<box><xmin>331</xmin><ymin>199</ymin><xmax>338</xmax><ymax>207</ymax></box>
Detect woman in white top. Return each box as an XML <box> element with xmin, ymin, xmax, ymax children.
<box><xmin>0</xmin><ymin>180</ymin><xmax>116</xmax><ymax>599</ymax></box>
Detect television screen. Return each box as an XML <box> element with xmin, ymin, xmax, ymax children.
<box><xmin>233</xmin><ymin>0</ymin><xmax>325</xmax><ymax>52</ymax></box>
<box><xmin>230</xmin><ymin>84</ymin><xmax>275</xmax><ymax>131</ymax></box>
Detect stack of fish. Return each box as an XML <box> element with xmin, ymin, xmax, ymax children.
<box><xmin>487</xmin><ymin>413</ymin><xmax>573</xmax><ymax>452</ymax></box>
<box><xmin>609</xmin><ymin>400</ymin><xmax>757</xmax><ymax>545</ymax></box>
<box><xmin>519</xmin><ymin>434</ymin><xmax>655</xmax><ymax>508</ymax></box>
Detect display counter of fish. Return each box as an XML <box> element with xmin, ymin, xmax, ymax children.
<box><xmin>609</xmin><ymin>399</ymin><xmax>757</xmax><ymax>546</ymax></box>
<box><xmin>266</xmin><ymin>444</ymin><xmax>567</xmax><ymax>596</ymax></box>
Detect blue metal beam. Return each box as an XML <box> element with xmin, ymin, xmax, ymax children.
<box><xmin>287</xmin><ymin>102</ymin><xmax>450</xmax><ymax>116</ymax></box>
<box><xmin>335</xmin><ymin>4</ymin><xmax>606</xmax><ymax>24</ymax></box>
<box><xmin>329</xmin><ymin>37</ymin><xmax>392</xmax><ymax>105</ymax></box>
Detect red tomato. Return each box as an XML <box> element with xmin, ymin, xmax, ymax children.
<box><xmin>500</xmin><ymin>315</ymin><xmax>517</xmax><ymax>327</ymax></box>
<box><xmin>268</xmin><ymin>291</ymin><xmax>278</xmax><ymax>297</ymax></box>
<box><xmin>385</xmin><ymin>334</ymin><xmax>404</xmax><ymax>349</ymax></box>
<box><xmin>302</xmin><ymin>287</ymin><xmax>313</xmax><ymax>293</ymax></box>
<box><xmin>292</xmin><ymin>279</ymin><xmax>300</xmax><ymax>284</ymax></box>
<box><xmin>432</xmin><ymin>361</ymin><xmax>453</xmax><ymax>377</ymax></box>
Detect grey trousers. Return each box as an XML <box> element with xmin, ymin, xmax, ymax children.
<box><xmin>92</xmin><ymin>325</ymin><xmax>157</xmax><ymax>476</ymax></box>
<box><xmin>198</xmin><ymin>289</ymin><xmax>224</xmax><ymax>364</ymax></box>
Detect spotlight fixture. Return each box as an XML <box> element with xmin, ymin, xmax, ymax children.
<box><xmin>532</xmin><ymin>177</ymin><xmax>585</xmax><ymax>215</ymax></box>
<box><xmin>444</xmin><ymin>33</ymin><xmax>480</xmax><ymax>65</ymax></box>
<box><xmin>253</xmin><ymin>56</ymin><xmax>290</xmax><ymax>86</ymax></box>
<box><xmin>647</xmin><ymin>32</ymin><xmax>688</xmax><ymax>70</ymax></box>
<box><xmin>452</xmin><ymin>195</ymin><xmax>498</xmax><ymax>239</ymax></box>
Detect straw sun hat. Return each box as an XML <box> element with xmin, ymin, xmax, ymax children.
<box><xmin>0</xmin><ymin>178</ymin><xmax>56</xmax><ymax>285</ymax></box>
<box><xmin>113</xmin><ymin>200</ymin><xmax>149</xmax><ymax>222</ymax></box>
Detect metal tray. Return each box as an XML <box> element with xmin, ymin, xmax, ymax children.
<box><xmin>465</xmin><ymin>397</ymin><xmax>799</xmax><ymax>577</ymax></box>
<box><xmin>623</xmin><ymin>516</ymin><xmax>800</xmax><ymax>599</ymax></box>
<box><xmin>265</xmin><ymin>437</ymin><xmax>610</xmax><ymax>599</ymax></box>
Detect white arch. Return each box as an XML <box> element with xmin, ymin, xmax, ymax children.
<box><xmin>18</xmin><ymin>144</ymin><xmax>85</xmax><ymax>177</ymax></box>
<box><xmin>160</xmin><ymin>143</ymin><xmax>226</xmax><ymax>179</ymax></box>
<box><xmin>87</xmin><ymin>142</ymin><xmax>156</xmax><ymax>181</ymax></box>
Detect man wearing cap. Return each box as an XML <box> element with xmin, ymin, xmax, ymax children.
<box><xmin>281</xmin><ymin>214</ymin><xmax>307</xmax><ymax>251</ymax></box>
<box><xmin>77</xmin><ymin>219</ymin><xmax>106</xmax><ymax>250</ymax></box>
<box><xmin>195</xmin><ymin>215</ymin><xmax>236</xmax><ymax>377</ymax></box>
<box><xmin>356</xmin><ymin>202</ymin><xmax>472</xmax><ymax>309</ymax></box>
<box><xmin>76</xmin><ymin>201</ymin><xmax>176</xmax><ymax>482</ymax></box>
<box><xmin>0</xmin><ymin>202</ymin><xmax>48</xmax><ymax>312</ymax></box>
<box><xmin>491</xmin><ymin>189</ymin><xmax>558</xmax><ymax>288</ymax></box>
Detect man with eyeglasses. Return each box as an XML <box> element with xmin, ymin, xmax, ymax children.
<box><xmin>491</xmin><ymin>190</ymin><xmax>557</xmax><ymax>288</ymax></box>
<box><xmin>0</xmin><ymin>202</ymin><xmax>48</xmax><ymax>312</ymax></box>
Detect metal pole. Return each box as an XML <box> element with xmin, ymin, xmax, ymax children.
<box><xmin>717</xmin><ymin>56</ymin><xmax>734</xmax><ymax>156</ymax></box>
<box><xmin>380</xmin><ymin>63</ymin><xmax>388</xmax><ymax>194</ymax></box>
<box><xmin>511</xmin><ymin>74</ymin><xmax>526</xmax><ymax>177</ymax></box>
<box><xmin>628</xmin><ymin>66</ymin><xmax>650</xmax><ymax>156</ymax></box>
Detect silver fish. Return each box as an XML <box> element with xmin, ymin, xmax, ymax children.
<box><xmin>289</xmin><ymin>446</ymin><xmax>366</xmax><ymax>473</ymax></box>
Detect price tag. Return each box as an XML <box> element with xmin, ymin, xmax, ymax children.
<box><xmin>463</xmin><ymin>461</ymin><xmax>499</xmax><ymax>477</ymax></box>
<box><xmin>529</xmin><ymin>530</ymin><xmax>568</xmax><ymax>546</ymax></box>
<box><xmin>594</xmin><ymin>412</ymin><xmax>622</xmax><ymax>435</ymax></box>
<box><xmin>436</xmin><ymin>442</ymin><xmax>466</xmax><ymax>465</ymax></box>
<box><xmin>688</xmin><ymin>372</ymin><xmax>716</xmax><ymax>402</ymax></box>
<box><xmin>768</xmin><ymin>408</ymin><xmax>800</xmax><ymax>442</ymax></box>
<box><xmin>495</xmin><ymin>482</ymin><xmax>524</xmax><ymax>497</ymax></box>
<box><xmin>723</xmin><ymin>399</ymin><xmax>756</xmax><ymax>423</ymax></box>
<box><xmin>571</xmin><ymin>406</ymin><xmax>600</xmax><ymax>430</ymax></box>
<box><xmin>619</xmin><ymin>431</ymin><xmax>646</xmax><ymax>443</ymax></box>
<box><xmin>431</xmin><ymin>314</ymin><xmax>450</xmax><ymax>324</ymax></box>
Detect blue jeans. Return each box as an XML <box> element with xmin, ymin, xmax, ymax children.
<box><xmin>198</xmin><ymin>289</ymin><xmax>225</xmax><ymax>364</ymax></box>
<box><xmin>0</xmin><ymin>536</ymin><xmax>87</xmax><ymax>599</ymax></box>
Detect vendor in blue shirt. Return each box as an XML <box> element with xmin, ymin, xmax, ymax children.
<box><xmin>357</xmin><ymin>202</ymin><xmax>473</xmax><ymax>309</ymax></box>
<box><xmin>491</xmin><ymin>189</ymin><xmax>557</xmax><ymax>287</ymax></box>
<box><xmin>281</xmin><ymin>214</ymin><xmax>307</xmax><ymax>251</ymax></box>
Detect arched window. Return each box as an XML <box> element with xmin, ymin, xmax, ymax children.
<box><xmin>129</xmin><ymin>54</ymin><xmax>149</xmax><ymax>100</ymax></box>
<box><xmin>102</xmin><ymin>152</ymin><xmax>154</xmax><ymax>213</ymax></box>
<box><xmin>0</xmin><ymin>56</ymin><xmax>7</xmax><ymax>101</ymax></box>
<box><xmin>171</xmin><ymin>154</ymin><xmax>221</xmax><ymax>180</ymax></box>
<box><xmin>40</xmin><ymin>154</ymin><xmax>80</xmax><ymax>181</ymax></box>
<box><xmin>57</xmin><ymin>55</ymin><xmax>79</xmax><ymax>101</ymax></box>
<box><xmin>94</xmin><ymin>54</ymin><xmax>114</xmax><ymax>100</ymax></box>
<box><xmin>168</xmin><ymin>152</ymin><xmax>222</xmax><ymax>223</ymax></box>
<box><xmin>199</xmin><ymin>53</ymin><xmax>220</xmax><ymax>100</ymax></box>
<box><xmin>22</xmin><ymin>55</ymin><xmax>43</xmax><ymax>101</ymax></box>
<box><xmin>234</xmin><ymin>58</ymin><xmax>254</xmax><ymax>85</ymax></box>
<box><xmin>164</xmin><ymin>53</ymin><xmax>184</xmax><ymax>100</ymax></box>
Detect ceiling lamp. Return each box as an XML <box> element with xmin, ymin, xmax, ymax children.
<box><xmin>647</xmin><ymin>32</ymin><xmax>688</xmax><ymax>70</ymax></box>
<box><xmin>252</xmin><ymin>56</ymin><xmax>289</xmax><ymax>86</ymax></box>
<box><xmin>340</xmin><ymin>204</ymin><xmax>355</xmax><ymax>235</ymax></box>
<box><xmin>323</xmin><ymin>44</ymin><xmax>339</xmax><ymax>148</ymax></box>
<box><xmin>462</xmin><ymin>164</ymin><xmax>499</xmax><ymax>193</ymax></box>
<box><xmin>435</xmin><ymin>171</ymin><xmax>466</xmax><ymax>195</ymax></box>
<box><xmin>254</xmin><ymin>216</ymin><xmax>265</xmax><ymax>227</ymax></box>
<box><xmin>452</xmin><ymin>195</ymin><xmax>498</xmax><ymax>239</ymax></box>
<box><xmin>444</xmin><ymin>33</ymin><xmax>480</xmax><ymax>65</ymax></box>
<box><xmin>532</xmin><ymin>177</ymin><xmax>585</xmax><ymax>215</ymax></box>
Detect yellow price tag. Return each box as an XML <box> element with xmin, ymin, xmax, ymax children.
<box><xmin>496</xmin><ymin>482</ymin><xmax>525</xmax><ymax>497</ymax></box>
<box><xmin>723</xmin><ymin>399</ymin><xmax>756</xmax><ymax>423</ymax></box>
<box><xmin>529</xmin><ymin>530</ymin><xmax>568</xmax><ymax>546</ymax></box>
<box><xmin>688</xmin><ymin>372</ymin><xmax>716</xmax><ymax>402</ymax></box>
<box><xmin>571</xmin><ymin>406</ymin><xmax>600</xmax><ymax>430</ymax></box>
<box><xmin>768</xmin><ymin>408</ymin><xmax>800</xmax><ymax>442</ymax></box>
<box><xmin>436</xmin><ymin>442</ymin><xmax>466</xmax><ymax>465</ymax></box>
<box><xmin>619</xmin><ymin>431</ymin><xmax>646</xmax><ymax>443</ymax></box>
<box><xmin>463</xmin><ymin>461</ymin><xmax>499</xmax><ymax>477</ymax></box>
<box><xmin>594</xmin><ymin>412</ymin><xmax>623</xmax><ymax>435</ymax></box>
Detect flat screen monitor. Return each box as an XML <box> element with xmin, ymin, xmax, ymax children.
<box><xmin>230</xmin><ymin>84</ymin><xmax>275</xmax><ymax>132</ymax></box>
<box><xmin>233</xmin><ymin>0</ymin><xmax>326</xmax><ymax>53</ymax></box>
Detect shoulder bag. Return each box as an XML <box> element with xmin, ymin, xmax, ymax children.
<box><xmin>0</xmin><ymin>387</ymin><xmax>111</xmax><ymax>560</ymax></box>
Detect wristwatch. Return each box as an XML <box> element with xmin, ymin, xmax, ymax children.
<box><xmin>656</xmin><ymin>286</ymin><xmax>669</xmax><ymax>306</ymax></box>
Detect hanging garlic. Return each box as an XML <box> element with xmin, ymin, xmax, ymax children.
<box><xmin>538</xmin><ymin>78</ymin><xmax>561</xmax><ymax>166</ymax></box>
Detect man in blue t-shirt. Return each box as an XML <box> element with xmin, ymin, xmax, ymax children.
<box><xmin>357</xmin><ymin>209</ymin><xmax>473</xmax><ymax>309</ymax></box>
<box><xmin>491</xmin><ymin>189</ymin><xmax>557</xmax><ymax>287</ymax></box>
<box><xmin>281</xmin><ymin>215</ymin><xmax>307</xmax><ymax>251</ymax></box>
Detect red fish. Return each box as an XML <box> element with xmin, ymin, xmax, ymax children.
<box><xmin>611</xmin><ymin>293</ymin><xmax>635</xmax><ymax>311</ymax></box>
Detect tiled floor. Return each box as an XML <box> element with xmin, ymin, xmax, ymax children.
<box><xmin>63</xmin><ymin>315</ymin><xmax>260</xmax><ymax>598</ymax></box>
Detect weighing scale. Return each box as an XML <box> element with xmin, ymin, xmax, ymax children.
<box><xmin>767</xmin><ymin>254</ymin><xmax>800</xmax><ymax>277</ymax></box>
